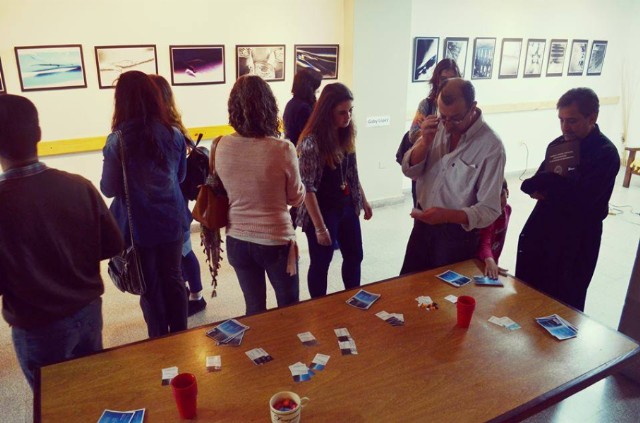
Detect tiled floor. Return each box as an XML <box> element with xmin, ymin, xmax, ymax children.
<box><xmin>1</xmin><ymin>169</ymin><xmax>639</xmax><ymax>422</ymax></box>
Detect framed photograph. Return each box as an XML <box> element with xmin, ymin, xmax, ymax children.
<box><xmin>412</xmin><ymin>37</ymin><xmax>439</xmax><ymax>82</ymax></box>
<box><xmin>587</xmin><ymin>40</ymin><xmax>607</xmax><ymax>76</ymax></box>
<box><xmin>498</xmin><ymin>38</ymin><xmax>523</xmax><ymax>79</ymax></box>
<box><xmin>471</xmin><ymin>37</ymin><xmax>496</xmax><ymax>80</ymax></box>
<box><xmin>0</xmin><ymin>57</ymin><xmax>5</xmax><ymax>94</ymax></box>
<box><xmin>523</xmin><ymin>39</ymin><xmax>546</xmax><ymax>78</ymax></box>
<box><xmin>443</xmin><ymin>37</ymin><xmax>469</xmax><ymax>77</ymax></box>
<box><xmin>169</xmin><ymin>45</ymin><xmax>225</xmax><ymax>86</ymax></box>
<box><xmin>567</xmin><ymin>39</ymin><xmax>588</xmax><ymax>76</ymax></box>
<box><xmin>294</xmin><ymin>44</ymin><xmax>339</xmax><ymax>79</ymax></box>
<box><xmin>546</xmin><ymin>39</ymin><xmax>568</xmax><ymax>77</ymax></box>
<box><xmin>14</xmin><ymin>45</ymin><xmax>87</xmax><ymax>92</ymax></box>
<box><xmin>95</xmin><ymin>45</ymin><xmax>158</xmax><ymax>88</ymax></box>
<box><xmin>236</xmin><ymin>45</ymin><xmax>285</xmax><ymax>81</ymax></box>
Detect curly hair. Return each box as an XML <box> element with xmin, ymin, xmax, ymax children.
<box><xmin>149</xmin><ymin>74</ymin><xmax>189</xmax><ymax>139</ymax></box>
<box><xmin>299</xmin><ymin>82</ymin><xmax>355</xmax><ymax>168</ymax></box>
<box><xmin>427</xmin><ymin>58</ymin><xmax>461</xmax><ymax>103</ymax></box>
<box><xmin>228</xmin><ymin>75</ymin><xmax>280</xmax><ymax>138</ymax></box>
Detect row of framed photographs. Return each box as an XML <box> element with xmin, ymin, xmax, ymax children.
<box><xmin>0</xmin><ymin>44</ymin><xmax>340</xmax><ymax>93</ymax></box>
<box><xmin>412</xmin><ymin>37</ymin><xmax>607</xmax><ymax>82</ymax></box>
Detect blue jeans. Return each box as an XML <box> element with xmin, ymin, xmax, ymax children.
<box><xmin>12</xmin><ymin>298</ymin><xmax>103</xmax><ymax>390</ymax></box>
<box><xmin>138</xmin><ymin>239</ymin><xmax>188</xmax><ymax>337</ymax></box>
<box><xmin>182</xmin><ymin>250</ymin><xmax>203</xmax><ymax>294</ymax></box>
<box><xmin>304</xmin><ymin>206</ymin><xmax>363</xmax><ymax>298</ymax></box>
<box><xmin>226</xmin><ymin>236</ymin><xmax>299</xmax><ymax>315</ymax></box>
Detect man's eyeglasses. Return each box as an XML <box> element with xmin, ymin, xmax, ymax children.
<box><xmin>439</xmin><ymin>107</ymin><xmax>472</xmax><ymax>125</ymax></box>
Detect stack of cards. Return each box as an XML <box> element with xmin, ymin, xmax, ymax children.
<box><xmin>536</xmin><ymin>314</ymin><xmax>578</xmax><ymax>340</ymax></box>
<box><xmin>288</xmin><ymin>362</ymin><xmax>313</xmax><ymax>382</ymax></box>
<box><xmin>376</xmin><ymin>311</ymin><xmax>405</xmax><ymax>326</ymax></box>
<box><xmin>309</xmin><ymin>353</ymin><xmax>330</xmax><ymax>371</ymax></box>
<box><xmin>98</xmin><ymin>409</ymin><xmax>145</xmax><ymax>423</ymax></box>
<box><xmin>161</xmin><ymin>366</ymin><xmax>178</xmax><ymax>385</ymax></box>
<box><xmin>474</xmin><ymin>275</ymin><xmax>504</xmax><ymax>287</ymax></box>
<box><xmin>297</xmin><ymin>331</ymin><xmax>318</xmax><ymax>346</ymax></box>
<box><xmin>206</xmin><ymin>355</ymin><xmax>222</xmax><ymax>372</ymax></box>
<box><xmin>346</xmin><ymin>289</ymin><xmax>381</xmax><ymax>310</ymax></box>
<box><xmin>416</xmin><ymin>296</ymin><xmax>438</xmax><ymax>311</ymax></box>
<box><xmin>206</xmin><ymin>319</ymin><xmax>249</xmax><ymax>346</ymax></box>
<box><xmin>245</xmin><ymin>348</ymin><xmax>273</xmax><ymax>365</ymax></box>
<box><xmin>488</xmin><ymin>316</ymin><xmax>521</xmax><ymax>330</ymax></box>
<box><xmin>334</xmin><ymin>328</ymin><xmax>358</xmax><ymax>355</ymax></box>
<box><xmin>437</xmin><ymin>270</ymin><xmax>471</xmax><ymax>287</ymax></box>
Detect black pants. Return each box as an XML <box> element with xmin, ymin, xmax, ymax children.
<box><xmin>400</xmin><ymin>220</ymin><xmax>479</xmax><ymax>275</ymax></box>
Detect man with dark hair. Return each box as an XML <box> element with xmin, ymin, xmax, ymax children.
<box><xmin>0</xmin><ymin>94</ymin><xmax>123</xmax><ymax>389</ymax></box>
<box><xmin>516</xmin><ymin>87</ymin><xmax>620</xmax><ymax>311</ymax></box>
<box><xmin>400</xmin><ymin>78</ymin><xmax>506</xmax><ymax>274</ymax></box>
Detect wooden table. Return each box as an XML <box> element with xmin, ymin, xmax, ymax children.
<box><xmin>36</xmin><ymin>260</ymin><xmax>639</xmax><ymax>422</ymax></box>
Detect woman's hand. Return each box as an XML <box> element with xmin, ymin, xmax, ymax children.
<box><xmin>484</xmin><ymin>257</ymin><xmax>499</xmax><ymax>279</ymax></box>
<box><xmin>363</xmin><ymin>200</ymin><xmax>373</xmax><ymax>220</ymax></box>
<box><xmin>315</xmin><ymin>227</ymin><xmax>332</xmax><ymax>246</ymax></box>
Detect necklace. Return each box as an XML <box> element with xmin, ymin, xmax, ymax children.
<box><xmin>339</xmin><ymin>154</ymin><xmax>350</xmax><ymax>195</ymax></box>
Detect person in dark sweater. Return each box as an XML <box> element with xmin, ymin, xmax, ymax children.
<box><xmin>516</xmin><ymin>88</ymin><xmax>620</xmax><ymax>311</ymax></box>
<box><xmin>283</xmin><ymin>68</ymin><xmax>322</xmax><ymax>145</ymax></box>
<box><xmin>0</xmin><ymin>94</ymin><xmax>124</xmax><ymax>389</ymax></box>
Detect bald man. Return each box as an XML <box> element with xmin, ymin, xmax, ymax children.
<box><xmin>400</xmin><ymin>78</ymin><xmax>506</xmax><ymax>274</ymax></box>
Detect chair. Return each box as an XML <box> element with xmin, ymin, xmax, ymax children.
<box><xmin>623</xmin><ymin>147</ymin><xmax>640</xmax><ymax>188</ymax></box>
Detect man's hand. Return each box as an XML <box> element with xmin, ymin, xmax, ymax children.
<box><xmin>363</xmin><ymin>200</ymin><xmax>373</xmax><ymax>220</ymax></box>
<box><xmin>419</xmin><ymin>114</ymin><xmax>439</xmax><ymax>145</ymax></box>
<box><xmin>484</xmin><ymin>257</ymin><xmax>499</xmax><ymax>279</ymax></box>
<box><xmin>410</xmin><ymin>207</ymin><xmax>450</xmax><ymax>225</ymax></box>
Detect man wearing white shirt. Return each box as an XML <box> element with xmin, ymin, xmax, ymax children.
<box><xmin>400</xmin><ymin>78</ymin><xmax>506</xmax><ymax>274</ymax></box>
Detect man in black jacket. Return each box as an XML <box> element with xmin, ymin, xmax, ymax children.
<box><xmin>516</xmin><ymin>88</ymin><xmax>620</xmax><ymax>311</ymax></box>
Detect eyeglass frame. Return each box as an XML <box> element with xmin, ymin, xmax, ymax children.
<box><xmin>438</xmin><ymin>106</ymin><xmax>474</xmax><ymax>126</ymax></box>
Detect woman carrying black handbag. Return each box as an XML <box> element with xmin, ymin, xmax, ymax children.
<box><xmin>101</xmin><ymin>71</ymin><xmax>189</xmax><ymax>338</ymax></box>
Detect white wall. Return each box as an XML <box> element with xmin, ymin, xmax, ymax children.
<box><xmin>408</xmin><ymin>0</ymin><xmax>633</xmax><ymax>173</ymax></box>
<box><xmin>2</xmin><ymin>0</ymin><xmax>638</xmax><ymax>203</ymax></box>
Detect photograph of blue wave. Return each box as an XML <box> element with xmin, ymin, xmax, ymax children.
<box><xmin>295</xmin><ymin>45</ymin><xmax>338</xmax><ymax>79</ymax></box>
<box><xmin>16</xmin><ymin>46</ymin><xmax>86</xmax><ymax>90</ymax></box>
<box><xmin>171</xmin><ymin>46</ymin><xmax>225</xmax><ymax>85</ymax></box>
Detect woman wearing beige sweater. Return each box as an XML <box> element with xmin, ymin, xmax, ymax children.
<box><xmin>216</xmin><ymin>75</ymin><xmax>305</xmax><ymax>315</ymax></box>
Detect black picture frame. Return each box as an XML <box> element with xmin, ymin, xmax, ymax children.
<box><xmin>95</xmin><ymin>45</ymin><xmax>158</xmax><ymax>89</ymax></box>
<box><xmin>523</xmin><ymin>39</ymin><xmax>547</xmax><ymax>78</ymax></box>
<box><xmin>587</xmin><ymin>40</ymin><xmax>607</xmax><ymax>76</ymax></box>
<box><xmin>169</xmin><ymin>45</ymin><xmax>225</xmax><ymax>86</ymax></box>
<box><xmin>294</xmin><ymin>44</ymin><xmax>339</xmax><ymax>79</ymax></box>
<box><xmin>0</xmin><ymin>57</ymin><xmax>5</xmax><ymax>94</ymax></box>
<box><xmin>546</xmin><ymin>39</ymin><xmax>568</xmax><ymax>77</ymax></box>
<box><xmin>236</xmin><ymin>45</ymin><xmax>285</xmax><ymax>82</ymax></box>
<box><xmin>498</xmin><ymin>38</ymin><xmax>523</xmax><ymax>79</ymax></box>
<box><xmin>412</xmin><ymin>37</ymin><xmax>439</xmax><ymax>82</ymax></box>
<box><xmin>471</xmin><ymin>37</ymin><xmax>496</xmax><ymax>80</ymax></box>
<box><xmin>14</xmin><ymin>44</ymin><xmax>88</xmax><ymax>92</ymax></box>
<box><xmin>567</xmin><ymin>39</ymin><xmax>588</xmax><ymax>76</ymax></box>
<box><xmin>443</xmin><ymin>37</ymin><xmax>469</xmax><ymax>77</ymax></box>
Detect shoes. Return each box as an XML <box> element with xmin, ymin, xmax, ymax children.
<box><xmin>188</xmin><ymin>297</ymin><xmax>207</xmax><ymax>317</ymax></box>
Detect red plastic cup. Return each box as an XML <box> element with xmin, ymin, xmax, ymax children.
<box><xmin>456</xmin><ymin>295</ymin><xmax>476</xmax><ymax>328</ymax></box>
<box><xmin>171</xmin><ymin>373</ymin><xmax>198</xmax><ymax>419</ymax></box>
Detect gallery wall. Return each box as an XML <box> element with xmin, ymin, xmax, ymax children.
<box><xmin>407</xmin><ymin>0</ymin><xmax>635</xmax><ymax>174</ymax></box>
<box><xmin>2</xmin><ymin>0</ymin><xmax>638</xmax><ymax>204</ymax></box>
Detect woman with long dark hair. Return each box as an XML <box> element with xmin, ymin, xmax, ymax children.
<box><xmin>149</xmin><ymin>74</ymin><xmax>206</xmax><ymax>316</ymax></box>
<box><xmin>283</xmin><ymin>68</ymin><xmax>322</xmax><ymax>145</ymax></box>
<box><xmin>296</xmin><ymin>82</ymin><xmax>372</xmax><ymax>298</ymax></box>
<box><xmin>216</xmin><ymin>75</ymin><xmax>305</xmax><ymax>315</ymax></box>
<box><xmin>101</xmin><ymin>70</ymin><xmax>189</xmax><ymax>337</ymax></box>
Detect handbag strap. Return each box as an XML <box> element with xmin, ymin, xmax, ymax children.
<box><xmin>115</xmin><ymin>130</ymin><xmax>137</xmax><ymax>247</ymax></box>
<box><xmin>209</xmin><ymin>135</ymin><xmax>223</xmax><ymax>174</ymax></box>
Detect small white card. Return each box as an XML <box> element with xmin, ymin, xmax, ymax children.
<box><xmin>297</xmin><ymin>331</ymin><xmax>318</xmax><ymax>346</ymax></box>
<box><xmin>311</xmin><ymin>353</ymin><xmax>330</xmax><ymax>371</ymax></box>
<box><xmin>445</xmin><ymin>295</ymin><xmax>458</xmax><ymax>303</ymax></box>
<box><xmin>206</xmin><ymin>355</ymin><xmax>221</xmax><ymax>371</ymax></box>
<box><xmin>161</xmin><ymin>366</ymin><xmax>178</xmax><ymax>385</ymax></box>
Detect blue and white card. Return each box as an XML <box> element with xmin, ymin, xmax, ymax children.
<box><xmin>436</xmin><ymin>270</ymin><xmax>471</xmax><ymax>287</ymax></box>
